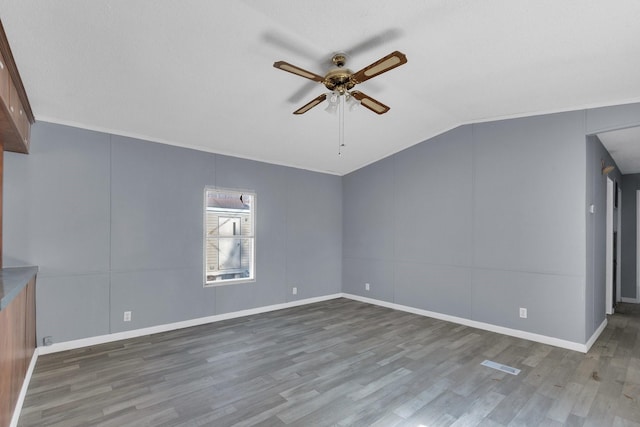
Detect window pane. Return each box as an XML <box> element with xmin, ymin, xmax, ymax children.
<box><xmin>205</xmin><ymin>188</ymin><xmax>255</xmax><ymax>286</ymax></box>
<box><xmin>205</xmin><ymin>237</ymin><xmax>254</xmax><ymax>283</ymax></box>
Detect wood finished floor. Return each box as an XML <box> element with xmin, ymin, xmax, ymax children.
<box><xmin>18</xmin><ymin>298</ymin><xmax>640</xmax><ymax>427</ymax></box>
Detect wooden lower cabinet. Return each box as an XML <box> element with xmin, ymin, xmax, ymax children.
<box><xmin>0</xmin><ymin>277</ymin><xmax>36</xmax><ymax>427</ymax></box>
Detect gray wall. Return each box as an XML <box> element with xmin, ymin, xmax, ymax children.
<box><xmin>5</xmin><ymin>102</ymin><xmax>640</xmax><ymax>348</ymax></box>
<box><xmin>585</xmin><ymin>135</ymin><xmax>621</xmax><ymax>338</ymax></box>
<box><xmin>3</xmin><ymin>122</ymin><xmax>342</xmax><ymax>344</ymax></box>
<box><xmin>621</xmin><ymin>173</ymin><xmax>640</xmax><ymax>301</ymax></box>
<box><xmin>344</xmin><ymin>112</ymin><xmax>589</xmax><ymax>343</ymax></box>
<box><xmin>344</xmin><ymin>103</ymin><xmax>640</xmax><ymax>345</ymax></box>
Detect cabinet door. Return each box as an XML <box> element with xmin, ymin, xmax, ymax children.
<box><xmin>8</xmin><ymin>80</ymin><xmax>29</xmax><ymax>147</ymax></box>
<box><xmin>0</xmin><ymin>50</ymin><xmax>9</xmax><ymax>104</ymax></box>
<box><xmin>25</xmin><ymin>278</ymin><xmax>36</xmax><ymax>350</ymax></box>
<box><xmin>0</xmin><ymin>48</ymin><xmax>31</xmax><ymax>152</ymax></box>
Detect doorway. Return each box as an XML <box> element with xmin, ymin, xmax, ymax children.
<box><xmin>616</xmin><ymin>184</ymin><xmax>621</xmax><ymax>305</ymax></box>
<box><xmin>606</xmin><ymin>177</ymin><xmax>614</xmax><ymax>314</ymax></box>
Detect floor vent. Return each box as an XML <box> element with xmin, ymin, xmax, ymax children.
<box><xmin>481</xmin><ymin>359</ymin><xmax>521</xmax><ymax>375</ymax></box>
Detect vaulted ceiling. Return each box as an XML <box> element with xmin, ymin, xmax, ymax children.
<box><xmin>1</xmin><ymin>1</ymin><xmax>640</xmax><ymax>175</ymax></box>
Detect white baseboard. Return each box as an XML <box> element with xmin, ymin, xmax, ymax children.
<box><xmin>38</xmin><ymin>294</ymin><xmax>343</xmax><ymax>355</ymax></box>
<box><xmin>39</xmin><ymin>291</ymin><xmax>608</xmax><ymax>358</ymax></box>
<box><xmin>10</xmin><ymin>348</ymin><xmax>39</xmax><ymax>427</ymax></box>
<box><xmin>585</xmin><ymin>318</ymin><xmax>608</xmax><ymax>352</ymax></box>
<box><xmin>621</xmin><ymin>297</ymin><xmax>639</xmax><ymax>303</ymax></box>
<box><xmin>341</xmin><ymin>293</ymin><xmax>591</xmax><ymax>353</ymax></box>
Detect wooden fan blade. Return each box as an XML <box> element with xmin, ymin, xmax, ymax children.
<box><xmin>273</xmin><ymin>61</ymin><xmax>325</xmax><ymax>83</ymax></box>
<box><xmin>351</xmin><ymin>51</ymin><xmax>407</xmax><ymax>84</ymax></box>
<box><xmin>293</xmin><ymin>94</ymin><xmax>327</xmax><ymax>114</ymax></box>
<box><xmin>350</xmin><ymin>91</ymin><xmax>390</xmax><ymax>114</ymax></box>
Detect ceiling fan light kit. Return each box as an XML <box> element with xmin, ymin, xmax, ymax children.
<box><xmin>325</xmin><ymin>92</ymin><xmax>359</xmax><ymax>115</ymax></box>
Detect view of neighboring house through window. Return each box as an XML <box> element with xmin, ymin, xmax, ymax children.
<box><xmin>204</xmin><ymin>188</ymin><xmax>255</xmax><ymax>286</ymax></box>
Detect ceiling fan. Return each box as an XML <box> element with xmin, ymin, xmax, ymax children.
<box><xmin>273</xmin><ymin>51</ymin><xmax>407</xmax><ymax>115</ymax></box>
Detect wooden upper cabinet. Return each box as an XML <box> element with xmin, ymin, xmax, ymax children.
<box><xmin>0</xmin><ymin>50</ymin><xmax>9</xmax><ymax>102</ymax></box>
<box><xmin>9</xmin><ymin>78</ymin><xmax>30</xmax><ymax>147</ymax></box>
<box><xmin>0</xmin><ymin>20</ymin><xmax>34</xmax><ymax>154</ymax></box>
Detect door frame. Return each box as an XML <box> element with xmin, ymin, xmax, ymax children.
<box><xmin>606</xmin><ymin>177</ymin><xmax>614</xmax><ymax>314</ymax></box>
<box><xmin>616</xmin><ymin>184</ymin><xmax>622</xmax><ymax>303</ymax></box>
<box><xmin>635</xmin><ymin>190</ymin><xmax>640</xmax><ymax>303</ymax></box>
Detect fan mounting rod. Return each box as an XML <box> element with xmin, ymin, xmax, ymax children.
<box><xmin>332</xmin><ymin>53</ymin><xmax>347</xmax><ymax>67</ymax></box>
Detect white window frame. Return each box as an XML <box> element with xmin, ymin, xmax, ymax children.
<box><xmin>203</xmin><ymin>187</ymin><xmax>256</xmax><ymax>287</ymax></box>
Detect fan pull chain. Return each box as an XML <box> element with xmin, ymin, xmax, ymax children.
<box><xmin>338</xmin><ymin>94</ymin><xmax>345</xmax><ymax>155</ymax></box>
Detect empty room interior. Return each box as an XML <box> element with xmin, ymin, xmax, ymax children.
<box><xmin>1</xmin><ymin>1</ymin><xmax>640</xmax><ymax>426</ymax></box>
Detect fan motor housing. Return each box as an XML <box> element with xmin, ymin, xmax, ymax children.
<box><xmin>324</xmin><ymin>68</ymin><xmax>355</xmax><ymax>93</ymax></box>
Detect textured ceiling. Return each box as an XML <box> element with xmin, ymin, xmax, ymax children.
<box><xmin>1</xmin><ymin>1</ymin><xmax>640</xmax><ymax>175</ymax></box>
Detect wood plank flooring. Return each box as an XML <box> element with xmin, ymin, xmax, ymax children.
<box><xmin>18</xmin><ymin>298</ymin><xmax>640</xmax><ymax>426</ymax></box>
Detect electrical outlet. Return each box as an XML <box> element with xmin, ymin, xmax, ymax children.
<box><xmin>365</xmin><ymin>283</ymin><xmax>370</xmax><ymax>291</ymax></box>
<box><xmin>124</xmin><ymin>311</ymin><xmax>132</xmax><ymax>322</ymax></box>
<box><xmin>519</xmin><ymin>308</ymin><xmax>527</xmax><ymax>319</ymax></box>
<box><xmin>292</xmin><ymin>287</ymin><xmax>297</xmax><ymax>295</ymax></box>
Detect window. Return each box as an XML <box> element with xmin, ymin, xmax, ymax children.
<box><xmin>204</xmin><ymin>188</ymin><xmax>255</xmax><ymax>286</ymax></box>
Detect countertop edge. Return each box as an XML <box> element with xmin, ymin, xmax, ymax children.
<box><xmin>0</xmin><ymin>266</ymin><xmax>38</xmax><ymax>310</ymax></box>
